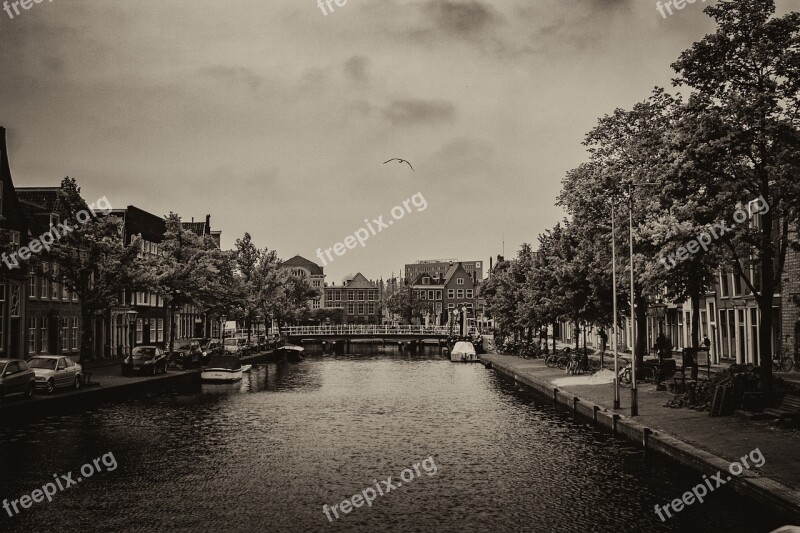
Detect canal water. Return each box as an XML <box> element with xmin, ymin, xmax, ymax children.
<box><xmin>0</xmin><ymin>354</ymin><xmax>789</xmax><ymax>532</ymax></box>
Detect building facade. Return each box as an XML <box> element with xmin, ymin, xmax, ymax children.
<box><xmin>281</xmin><ymin>255</ymin><xmax>325</xmax><ymax>310</ymax></box>
<box><xmin>325</xmin><ymin>273</ymin><xmax>381</xmax><ymax>324</ymax></box>
<box><xmin>405</xmin><ymin>259</ymin><xmax>483</xmax><ymax>285</ymax></box>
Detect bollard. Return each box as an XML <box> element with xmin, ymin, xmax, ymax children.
<box><xmin>573</xmin><ymin>396</ymin><xmax>580</xmax><ymax>416</ymax></box>
<box><xmin>611</xmin><ymin>414</ymin><xmax>620</xmax><ymax>435</ymax></box>
<box><xmin>593</xmin><ymin>405</ymin><xmax>600</xmax><ymax>424</ymax></box>
<box><xmin>643</xmin><ymin>428</ymin><xmax>652</xmax><ymax>450</ymax></box>
<box><xmin>553</xmin><ymin>388</ymin><xmax>559</xmax><ymax>405</ymax></box>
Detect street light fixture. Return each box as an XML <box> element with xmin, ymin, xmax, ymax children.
<box><xmin>127</xmin><ymin>309</ymin><xmax>139</xmax><ymax>356</ymax></box>
<box><xmin>627</xmin><ymin>182</ymin><xmax>659</xmax><ymax>417</ymax></box>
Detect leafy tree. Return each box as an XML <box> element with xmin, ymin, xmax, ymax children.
<box><xmin>670</xmin><ymin>0</ymin><xmax>800</xmax><ymax>393</ymax></box>
<box><xmin>39</xmin><ymin>177</ymin><xmax>146</xmax><ymax>362</ymax></box>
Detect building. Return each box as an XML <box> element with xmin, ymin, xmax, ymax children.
<box><xmin>406</xmin><ymin>262</ymin><xmax>479</xmax><ymax>328</ymax></box>
<box><xmin>281</xmin><ymin>255</ymin><xmax>326</xmax><ymax>310</ymax></box>
<box><xmin>405</xmin><ymin>259</ymin><xmax>484</xmax><ymax>284</ymax></box>
<box><xmin>16</xmin><ymin>187</ymin><xmax>83</xmax><ymax>358</ymax></box>
<box><xmin>324</xmin><ymin>273</ymin><xmax>381</xmax><ymax>324</ymax></box>
<box><xmin>178</xmin><ymin>214</ymin><xmax>221</xmax><ymax>340</ymax></box>
<box><xmin>108</xmin><ymin>206</ymin><xmax>166</xmax><ymax>354</ymax></box>
<box><xmin>0</xmin><ymin>127</ymin><xmax>30</xmax><ymax>358</ymax></box>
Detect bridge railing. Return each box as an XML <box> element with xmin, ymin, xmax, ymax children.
<box><xmin>283</xmin><ymin>325</ymin><xmax>456</xmax><ymax>336</ymax></box>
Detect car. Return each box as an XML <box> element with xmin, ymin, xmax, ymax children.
<box><xmin>0</xmin><ymin>359</ymin><xmax>36</xmax><ymax>403</ymax></box>
<box><xmin>167</xmin><ymin>339</ymin><xmax>203</xmax><ymax>369</ymax></box>
<box><xmin>223</xmin><ymin>337</ymin><xmax>249</xmax><ymax>357</ymax></box>
<box><xmin>122</xmin><ymin>346</ymin><xmax>168</xmax><ymax>376</ymax></box>
<box><xmin>28</xmin><ymin>355</ymin><xmax>83</xmax><ymax>394</ymax></box>
<box><xmin>201</xmin><ymin>339</ymin><xmax>224</xmax><ymax>363</ymax></box>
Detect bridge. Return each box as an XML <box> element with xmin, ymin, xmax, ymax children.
<box><xmin>282</xmin><ymin>325</ymin><xmax>483</xmax><ymax>354</ymax></box>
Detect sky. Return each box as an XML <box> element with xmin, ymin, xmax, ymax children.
<box><xmin>0</xmin><ymin>0</ymin><xmax>797</xmax><ymax>283</ymax></box>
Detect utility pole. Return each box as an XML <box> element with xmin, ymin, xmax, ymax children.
<box><xmin>612</xmin><ymin>199</ymin><xmax>620</xmax><ymax>410</ymax></box>
<box><xmin>628</xmin><ymin>186</ymin><xmax>638</xmax><ymax>416</ymax></box>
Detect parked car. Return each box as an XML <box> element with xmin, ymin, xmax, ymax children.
<box><xmin>122</xmin><ymin>346</ymin><xmax>168</xmax><ymax>376</ymax></box>
<box><xmin>28</xmin><ymin>355</ymin><xmax>83</xmax><ymax>393</ymax></box>
<box><xmin>223</xmin><ymin>337</ymin><xmax>249</xmax><ymax>357</ymax></box>
<box><xmin>0</xmin><ymin>359</ymin><xmax>35</xmax><ymax>402</ymax></box>
<box><xmin>201</xmin><ymin>340</ymin><xmax>224</xmax><ymax>363</ymax></box>
<box><xmin>167</xmin><ymin>339</ymin><xmax>202</xmax><ymax>369</ymax></box>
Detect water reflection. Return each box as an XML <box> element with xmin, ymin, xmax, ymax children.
<box><xmin>0</xmin><ymin>356</ymin><xmax>789</xmax><ymax>533</ymax></box>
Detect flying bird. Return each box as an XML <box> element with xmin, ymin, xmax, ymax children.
<box><xmin>383</xmin><ymin>158</ymin><xmax>414</xmax><ymax>171</ymax></box>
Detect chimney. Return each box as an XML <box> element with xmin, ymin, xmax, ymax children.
<box><xmin>206</xmin><ymin>214</ymin><xmax>211</xmax><ymax>234</ymax></box>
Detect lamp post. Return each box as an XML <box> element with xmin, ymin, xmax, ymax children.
<box><xmin>612</xmin><ymin>200</ymin><xmax>620</xmax><ymax>409</ymax></box>
<box><xmin>220</xmin><ymin>315</ymin><xmax>227</xmax><ymax>341</ymax></box>
<box><xmin>627</xmin><ymin>182</ymin><xmax>659</xmax><ymax>417</ymax></box>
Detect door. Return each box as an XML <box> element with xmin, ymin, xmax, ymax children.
<box><xmin>55</xmin><ymin>358</ymin><xmax>68</xmax><ymax>387</ymax></box>
<box><xmin>143</xmin><ymin>321</ymin><xmax>151</xmax><ymax>345</ymax></box>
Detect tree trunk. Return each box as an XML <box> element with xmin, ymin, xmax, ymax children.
<box><xmin>635</xmin><ymin>293</ymin><xmax>647</xmax><ymax>372</ymax></box>
<box><xmin>79</xmin><ymin>305</ymin><xmax>93</xmax><ymax>364</ymax></box>
<box><xmin>574</xmin><ymin>320</ymin><xmax>579</xmax><ymax>351</ymax></box>
<box><xmin>552</xmin><ymin>321</ymin><xmax>557</xmax><ymax>353</ymax></box>
<box><xmin>168</xmin><ymin>302</ymin><xmax>176</xmax><ymax>353</ymax></box>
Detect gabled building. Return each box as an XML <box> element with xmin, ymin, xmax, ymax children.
<box><xmin>16</xmin><ymin>187</ymin><xmax>82</xmax><ymax>358</ymax></box>
<box><xmin>325</xmin><ymin>273</ymin><xmax>380</xmax><ymax>324</ymax></box>
<box><xmin>0</xmin><ymin>127</ymin><xmax>30</xmax><ymax>358</ymax></box>
<box><xmin>405</xmin><ymin>259</ymin><xmax>484</xmax><ymax>284</ymax></box>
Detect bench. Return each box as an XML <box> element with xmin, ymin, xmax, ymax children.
<box><xmin>763</xmin><ymin>395</ymin><xmax>800</xmax><ymax>421</ymax></box>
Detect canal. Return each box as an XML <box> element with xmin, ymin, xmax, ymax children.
<box><xmin>0</xmin><ymin>354</ymin><xmax>789</xmax><ymax>532</ymax></box>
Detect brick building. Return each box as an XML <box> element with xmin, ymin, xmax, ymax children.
<box><xmin>325</xmin><ymin>273</ymin><xmax>381</xmax><ymax>324</ymax></box>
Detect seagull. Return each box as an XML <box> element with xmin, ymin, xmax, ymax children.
<box><xmin>383</xmin><ymin>158</ymin><xmax>414</xmax><ymax>171</ymax></box>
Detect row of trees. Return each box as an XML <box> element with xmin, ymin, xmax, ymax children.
<box><xmin>35</xmin><ymin>177</ymin><xmax>318</xmax><ymax>362</ymax></box>
<box><xmin>484</xmin><ymin>0</ymin><xmax>800</xmax><ymax>394</ymax></box>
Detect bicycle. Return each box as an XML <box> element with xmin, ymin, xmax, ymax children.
<box><xmin>773</xmin><ymin>348</ymin><xmax>794</xmax><ymax>373</ymax></box>
<box><xmin>544</xmin><ymin>353</ymin><xmax>560</xmax><ymax>368</ymax></box>
<box><xmin>617</xmin><ymin>364</ymin><xmax>632</xmax><ymax>388</ymax></box>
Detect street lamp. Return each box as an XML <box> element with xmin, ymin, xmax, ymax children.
<box><xmin>627</xmin><ymin>182</ymin><xmax>659</xmax><ymax>417</ymax></box>
<box><xmin>220</xmin><ymin>315</ymin><xmax>227</xmax><ymax>341</ymax></box>
<box><xmin>611</xmin><ymin>199</ymin><xmax>620</xmax><ymax>409</ymax></box>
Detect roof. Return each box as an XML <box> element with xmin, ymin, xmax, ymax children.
<box><xmin>443</xmin><ymin>263</ymin><xmax>461</xmax><ymax>283</ymax></box>
<box><xmin>344</xmin><ymin>272</ymin><xmax>376</xmax><ymax>289</ymax></box>
<box><xmin>16</xmin><ymin>188</ymin><xmax>62</xmax><ymax>211</ymax></box>
<box><xmin>281</xmin><ymin>255</ymin><xmax>324</xmax><ymax>276</ymax></box>
<box><xmin>182</xmin><ymin>221</ymin><xmax>207</xmax><ymax>236</ymax></box>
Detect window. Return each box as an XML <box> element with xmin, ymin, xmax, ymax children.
<box><xmin>358</xmin><ymin>291</ymin><xmax>364</xmax><ymax>301</ymax></box>
<box><xmin>40</xmin><ymin>318</ymin><xmax>48</xmax><ymax>353</ymax></box>
<box><xmin>72</xmin><ymin>289</ymin><xmax>78</xmax><ymax>302</ymax></box>
<box><xmin>40</xmin><ymin>272</ymin><xmax>48</xmax><ymax>299</ymax></box>
<box><xmin>28</xmin><ymin>274</ymin><xmax>36</xmax><ymax>298</ymax></box>
<box><xmin>448</xmin><ymin>303</ymin><xmax>455</xmax><ymax>310</ymax></box>
<box><xmin>466</xmin><ymin>289</ymin><xmax>473</xmax><ymax>298</ymax></box>
<box><xmin>357</xmin><ymin>303</ymin><xmax>365</xmax><ymax>315</ymax></box>
<box><xmin>428</xmin><ymin>290</ymin><xmax>434</xmax><ymax>300</ymax></box>
<box><xmin>422</xmin><ymin>277</ymin><xmax>430</xmax><ymax>285</ymax></box>
<box><xmin>28</xmin><ymin>317</ymin><xmax>36</xmax><ymax>353</ymax></box>
<box><xmin>9</xmin><ymin>230</ymin><xmax>19</xmax><ymax>248</ymax></box>
<box><xmin>457</xmin><ymin>289</ymin><xmax>464</xmax><ymax>299</ymax></box>
<box><xmin>348</xmin><ymin>292</ymin><xmax>354</xmax><ymax>301</ymax></box>
<box><xmin>436</xmin><ymin>291</ymin><xmax>442</xmax><ymax>300</ymax></box>
<box><xmin>51</xmin><ymin>266</ymin><xmax>59</xmax><ymax>299</ymax></box>
<box><xmin>448</xmin><ymin>289</ymin><xmax>454</xmax><ymax>299</ymax></box>
<box><xmin>347</xmin><ymin>303</ymin><xmax>355</xmax><ymax>315</ymax></box>
<box><xmin>61</xmin><ymin>318</ymin><xmax>69</xmax><ymax>352</ymax></box>
<box><xmin>10</xmin><ymin>285</ymin><xmax>20</xmax><ymax>317</ymax></box>
<box><xmin>367</xmin><ymin>303</ymin><xmax>375</xmax><ymax>314</ymax></box>
<box><xmin>136</xmin><ymin>319</ymin><xmax>143</xmax><ymax>344</ymax></box>
<box><xmin>457</xmin><ymin>278</ymin><xmax>464</xmax><ymax>285</ymax></box>
<box><xmin>71</xmin><ymin>317</ymin><xmax>78</xmax><ymax>350</ymax></box>
<box><xmin>368</xmin><ymin>291</ymin><xmax>375</xmax><ymax>301</ymax></box>
<box><xmin>156</xmin><ymin>319</ymin><xmax>164</xmax><ymax>342</ymax></box>
<box><xmin>720</xmin><ymin>272</ymin><xmax>730</xmax><ymax>298</ymax></box>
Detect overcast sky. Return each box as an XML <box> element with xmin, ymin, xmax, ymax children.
<box><xmin>1</xmin><ymin>0</ymin><xmax>797</xmax><ymax>283</ymax></box>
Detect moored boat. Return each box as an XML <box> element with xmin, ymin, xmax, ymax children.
<box><xmin>450</xmin><ymin>341</ymin><xmax>478</xmax><ymax>363</ymax></box>
<box><xmin>201</xmin><ymin>355</ymin><xmax>244</xmax><ymax>382</ymax></box>
<box><xmin>276</xmin><ymin>344</ymin><xmax>305</xmax><ymax>363</ymax></box>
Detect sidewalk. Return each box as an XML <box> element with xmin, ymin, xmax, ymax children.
<box><xmin>481</xmin><ymin>353</ymin><xmax>800</xmax><ymax>522</ymax></box>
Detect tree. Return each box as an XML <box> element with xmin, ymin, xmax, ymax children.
<box><xmin>156</xmin><ymin>213</ymin><xmax>220</xmax><ymax>352</ymax></box>
<box><xmin>384</xmin><ymin>283</ymin><xmax>429</xmax><ymax>324</ymax></box>
<box><xmin>39</xmin><ymin>177</ymin><xmax>146</xmax><ymax>362</ymax></box>
<box><xmin>671</xmin><ymin>0</ymin><xmax>800</xmax><ymax>393</ymax></box>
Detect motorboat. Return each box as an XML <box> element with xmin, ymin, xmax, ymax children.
<box><xmin>450</xmin><ymin>341</ymin><xmax>478</xmax><ymax>363</ymax></box>
<box><xmin>276</xmin><ymin>344</ymin><xmax>305</xmax><ymax>363</ymax></box>
<box><xmin>201</xmin><ymin>355</ymin><xmax>245</xmax><ymax>382</ymax></box>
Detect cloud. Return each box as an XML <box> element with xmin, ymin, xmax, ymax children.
<box><xmin>381</xmin><ymin>98</ymin><xmax>457</xmax><ymax>126</ymax></box>
<box><xmin>343</xmin><ymin>55</ymin><xmax>370</xmax><ymax>83</ymax></box>
<box><xmin>196</xmin><ymin>65</ymin><xmax>263</xmax><ymax>92</ymax></box>
<box><xmin>418</xmin><ymin>0</ymin><xmax>503</xmax><ymax>40</ymax></box>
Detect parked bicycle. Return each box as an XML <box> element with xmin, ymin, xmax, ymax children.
<box><xmin>773</xmin><ymin>347</ymin><xmax>794</xmax><ymax>373</ymax></box>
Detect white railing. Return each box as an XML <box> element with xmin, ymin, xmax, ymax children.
<box><xmin>283</xmin><ymin>325</ymin><xmax>459</xmax><ymax>336</ymax></box>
